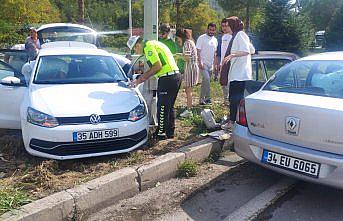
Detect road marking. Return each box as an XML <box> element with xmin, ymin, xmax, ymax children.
<box><xmin>223</xmin><ymin>178</ymin><xmax>297</xmax><ymax>221</ymax></box>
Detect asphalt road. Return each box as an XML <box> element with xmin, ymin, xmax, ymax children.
<box><xmin>256</xmin><ymin>181</ymin><xmax>343</xmax><ymax>221</ymax></box>
<box><xmin>87</xmin><ymin>152</ymin><xmax>343</xmax><ymax>221</ymax></box>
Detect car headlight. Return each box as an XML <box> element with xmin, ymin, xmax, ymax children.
<box><xmin>128</xmin><ymin>103</ymin><xmax>146</xmax><ymax>121</ymax></box>
<box><xmin>27</xmin><ymin>107</ymin><xmax>59</xmax><ymax>128</ymax></box>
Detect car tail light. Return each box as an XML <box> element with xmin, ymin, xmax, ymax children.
<box><xmin>237</xmin><ymin>99</ymin><xmax>248</xmax><ymax>127</ymax></box>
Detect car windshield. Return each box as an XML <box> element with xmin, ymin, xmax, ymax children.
<box><xmin>34</xmin><ymin>55</ymin><xmax>127</xmax><ymax>84</ymax></box>
<box><xmin>38</xmin><ymin>27</ymin><xmax>96</xmax><ymax>45</ymax></box>
<box><xmin>263</xmin><ymin>60</ymin><xmax>343</xmax><ymax>99</ymax></box>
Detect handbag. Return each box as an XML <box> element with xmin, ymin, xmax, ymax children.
<box><xmin>220</xmin><ymin>33</ymin><xmax>237</xmax><ymax>86</ymax></box>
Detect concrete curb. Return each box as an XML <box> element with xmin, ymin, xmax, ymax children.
<box><xmin>137</xmin><ymin>152</ymin><xmax>185</xmax><ymax>191</ymax></box>
<box><xmin>177</xmin><ymin>137</ymin><xmax>221</xmax><ymax>162</ymax></box>
<box><xmin>0</xmin><ymin>137</ymin><xmax>225</xmax><ymax>221</ymax></box>
<box><xmin>0</xmin><ymin>191</ymin><xmax>74</xmax><ymax>221</ymax></box>
<box><xmin>66</xmin><ymin>167</ymin><xmax>139</xmax><ymax>218</ymax></box>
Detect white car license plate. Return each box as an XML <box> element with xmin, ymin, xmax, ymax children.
<box><xmin>73</xmin><ymin>129</ymin><xmax>119</xmax><ymax>142</ymax></box>
<box><xmin>261</xmin><ymin>150</ymin><xmax>320</xmax><ymax>178</ymax></box>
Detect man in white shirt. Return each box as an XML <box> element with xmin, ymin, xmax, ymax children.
<box><xmin>219</xmin><ymin>18</ymin><xmax>232</xmax><ymax>106</ymax></box>
<box><xmin>196</xmin><ymin>23</ymin><xmax>218</xmax><ymax>105</ymax></box>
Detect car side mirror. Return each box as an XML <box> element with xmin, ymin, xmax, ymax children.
<box><xmin>1</xmin><ymin>76</ymin><xmax>26</xmax><ymax>87</ymax></box>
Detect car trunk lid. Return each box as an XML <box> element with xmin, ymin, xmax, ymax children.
<box><xmin>246</xmin><ymin>91</ymin><xmax>343</xmax><ymax>155</ymax></box>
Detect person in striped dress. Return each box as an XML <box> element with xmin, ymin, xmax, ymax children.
<box><xmin>179</xmin><ymin>29</ymin><xmax>199</xmax><ymax>118</ymax></box>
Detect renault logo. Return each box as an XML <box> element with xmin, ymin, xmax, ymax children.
<box><xmin>90</xmin><ymin>114</ymin><xmax>101</xmax><ymax>125</ymax></box>
<box><xmin>285</xmin><ymin>117</ymin><xmax>300</xmax><ymax>136</ymax></box>
<box><xmin>287</xmin><ymin>118</ymin><xmax>297</xmax><ymax>130</ymax></box>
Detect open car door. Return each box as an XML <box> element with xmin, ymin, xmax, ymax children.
<box><xmin>0</xmin><ymin>49</ymin><xmax>28</xmax><ymax>129</ymax></box>
<box><xmin>245</xmin><ymin>58</ymin><xmax>294</xmax><ymax>96</ymax></box>
<box><xmin>128</xmin><ymin>54</ymin><xmax>158</xmax><ymax>126</ymax></box>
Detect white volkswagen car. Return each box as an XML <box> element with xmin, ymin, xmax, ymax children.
<box><xmin>0</xmin><ymin>43</ymin><xmax>148</xmax><ymax>160</ymax></box>
<box><xmin>233</xmin><ymin>52</ymin><xmax>343</xmax><ymax>189</ymax></box>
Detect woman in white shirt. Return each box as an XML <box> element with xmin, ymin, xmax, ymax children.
<box><xmin>221</xmin><ymin>16</ymin><xmax>254</xmax><ymax>130</ymax></box>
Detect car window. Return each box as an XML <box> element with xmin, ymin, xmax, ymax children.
<box><xmin>34</xmin><ymin>55</ymin><xmax>127</xmax><ymax>84</ymax></box>
<box><xmin>251</xmin><ymin>60</ymin><xmax>265</xmax><ymax>82</ymax></box>
<box><xmin>0</xmin><ymin>62</ymin><xmax>15</xmax><ymax>79</ymax></box>
<box><xmin>264</xmin><ymin>60</ymin><xmax>343</xmax><ymax>98</ymax></box>
<box><xmin>264</xmin><ymin>59</ymin><xmax>291</xmax><ymax>79</ymax></box>
<box><xmin>0</xmin><ymin>50</ymin><xmax>28</xmax><ymax>73</ymax></box>
<box><xmin>38</xmin><ymin>27</ymin><xmax>96</xmax><ymax>45</ymax></box>
<box><xmin>252</xmin><ymin>59</ymin><xmax>292</xmax><ymax>82</ymax></box>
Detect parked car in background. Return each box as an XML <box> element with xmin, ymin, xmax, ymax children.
<box><xmin>233</xmin><ymin>52</ymin><xmax>343</xmax><ymax>189</ymax></box>
<box><xmin>246</xmin><ymin>51</ymin><xmax>299</xmax><ymax>95</ymax></box>
<box><xmin>0</xmin><ymin>42</ymin><xmax>148</xmax><ymax>160</ymax></box>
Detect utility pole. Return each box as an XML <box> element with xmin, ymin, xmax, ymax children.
<box><xmin>175</xmin><ymin>0</ymin><xmax>181</xmax><ymax>29</ymax></box>
<box><xmin>129</xmin><ymin>0</ymin><xmax>132</xmax><ymax>37</ymax></box>
<box><xmin>143</xmin><ymin>0</ymin><xmax>159</xmax><ymax>126</ymax></box>
<box><xmin>144</xmin><ymin>0</ymin><xmax>158</xmax><ymax>40</ymax></box>
<box><xmin>78</xmin><ymin>0</ymin><xmax>85</xmax><ymax>24</ymax></box>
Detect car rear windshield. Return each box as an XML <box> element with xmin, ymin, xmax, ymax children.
<box><xmin>38</xmin><ymin>27</ymin><xmax>96</xmax><ymax>45</ymax></box>
<box><xmin>34</xmin><ymin>55</ymin><xmax>127</xmax><ymax>84</ymax></box>
<box><xmin>263</xmin><ymin>60</ymin><xmax>343</xmax><ymax>99</ymax></box>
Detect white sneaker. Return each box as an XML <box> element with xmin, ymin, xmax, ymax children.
<box><xmin>180</xmin><ymin>109</ymin><xmax>193</xmax><ymax>118</ymax></box>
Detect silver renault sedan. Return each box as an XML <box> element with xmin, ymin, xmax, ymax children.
<box><xmin>233</xmin><ymin>52</ymin><xmax>343</xmax><ymax>189</ymax></box>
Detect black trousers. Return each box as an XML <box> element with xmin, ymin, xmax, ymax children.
<box><xmin>156</xmin><ymin>73</ymin><xmax>182</xmax><ymax>137</ymax></box>
<box><xmin>229</xmin><ymin>81</ymin><xmax>246</xmax><ymax>121</ymax></box>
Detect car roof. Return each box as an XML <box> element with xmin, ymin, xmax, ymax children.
<box><xmin>299</xmin><ymin>52</ymin><xmax>343</xmax><ymax>61</ymax></box>
<box><xmin>252</xmin><ymin>51</ymin><xmax>299</xmax><ymax>61</ymax></box>
<box><xmin>38</xmin><ymin>47</ymin><xmax>110</xmax><ymax>57</ymax></box>
<box><xmin>37</xmin><ymin>23</ymin><xmax>96</xmax><ymax>33</ymax></box>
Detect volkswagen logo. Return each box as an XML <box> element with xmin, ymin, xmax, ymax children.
<box><xmin>285</xmin><ymin>117</ymin><xmax>300</xmax><ymax>136</ymax></box>
<box><xmin>90</xmin><ymin>114</ymin><xmax>101</xmax><ymax>125</ymax></box>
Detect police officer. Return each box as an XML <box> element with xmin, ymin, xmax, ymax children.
<box><xmin>130</xmin><ymin>36</ymin><xmax>181</xmax><ymax>139</ymax></box>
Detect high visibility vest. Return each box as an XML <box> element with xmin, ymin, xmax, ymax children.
<box><xmin>144</xmin><ymin>40</ymin><xmax>179</xmax><ymax>78</ymax></box>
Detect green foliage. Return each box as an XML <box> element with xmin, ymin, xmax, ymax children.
<box><xmin>177</xmin><ymin>160</ymin><xmax>198</xmax><ymax>178</ymax></box>
<box><xmin>98</xmin><ymin>34</ymin><xmax>130</xmax><ymax>54</ymax></box>
<box><xmin>0</xmin><ymin>0</ymin><xmax>60</xmax><ymax>24</ymax></box>
<box><xmin>181</xmin><ymin>3</ymin><xmax>221</xmax><ymax>37</ymax></box>
<box><xmin>217</xmin><ymin>0</ymin><xmax>267</xmax><ymax>31</ymax></box>
<box><xmin>0</xmin><ymin>187</ymin><xmax>31</xmax><ymax>215</ymax></box>
<box><xmin>0</xmin><ymin>0</ymin><xmax>60</xmax><ymax>48</ymax></box>
<box><xmin>256</xmin><ymin>0</ymin><xmax>313</xmax><ymax>54</ymax></box>
<box><xmin>326</xmin><ymin>5</ymin><xmax>343</xmax><ymax>51</ymax></box>
<box><xmin>297</xmin><ymin>0</ymin><xmax>343</xmax><ymax>31</ymax></box>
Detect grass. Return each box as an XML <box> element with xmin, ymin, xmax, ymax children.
<box><xmin>176</xmin><ymin>78</ymin><xmax>229</xmax><ymax>138</ymax></box>
<box><xmin>177</xmin><ymin>160</ymin><xmax>198</xmax><ymax>178</ymax></box>
<box><xmin>0</xmin><ymin>186</ymin><xmax>31</xmax><ymax>215</ymax></box>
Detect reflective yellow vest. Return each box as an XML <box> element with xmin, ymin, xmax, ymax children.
<box><xmin>144</xmin><ymin>40</ymin><xmax>179</xmax><ymax>78</ymax></box>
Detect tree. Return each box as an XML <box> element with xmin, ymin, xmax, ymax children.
<box><xmin>296</xmin><ymin>0</ymin><xmax>343</xmax><ymax>31</ymax></box>
<box><xmin>181</xmin><ymin>3</ymin><xmax>220</xmax><ymax>37</ymax></box>
<box><xmin>216</xmin><ymin>0</ymin><xmax>267</xmax><ymax>32</ymax></box>
<box><xmin>326</xmin><ymin>5</ymin><xmax>343</xmax><ymax>51</ymax></box>
<box><xmin>256</xmin><ymin>0</ymin><xmax>313</xmax><ymax>54</ymax></box>
<box><xmin>0</xmin><ymin>0</ymin><xmax>60</xmax><ymax>24</ymax></box>
<box><xmin>0</xmin><ymin>0</ymin><xmax>60</xmax><ymax>47</ymax></box>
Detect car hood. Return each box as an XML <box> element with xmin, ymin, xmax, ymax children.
<box><xmin>29</xmin><ymin>83</ymin><xmax>140</xmax><ymax>117</ymax></box>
